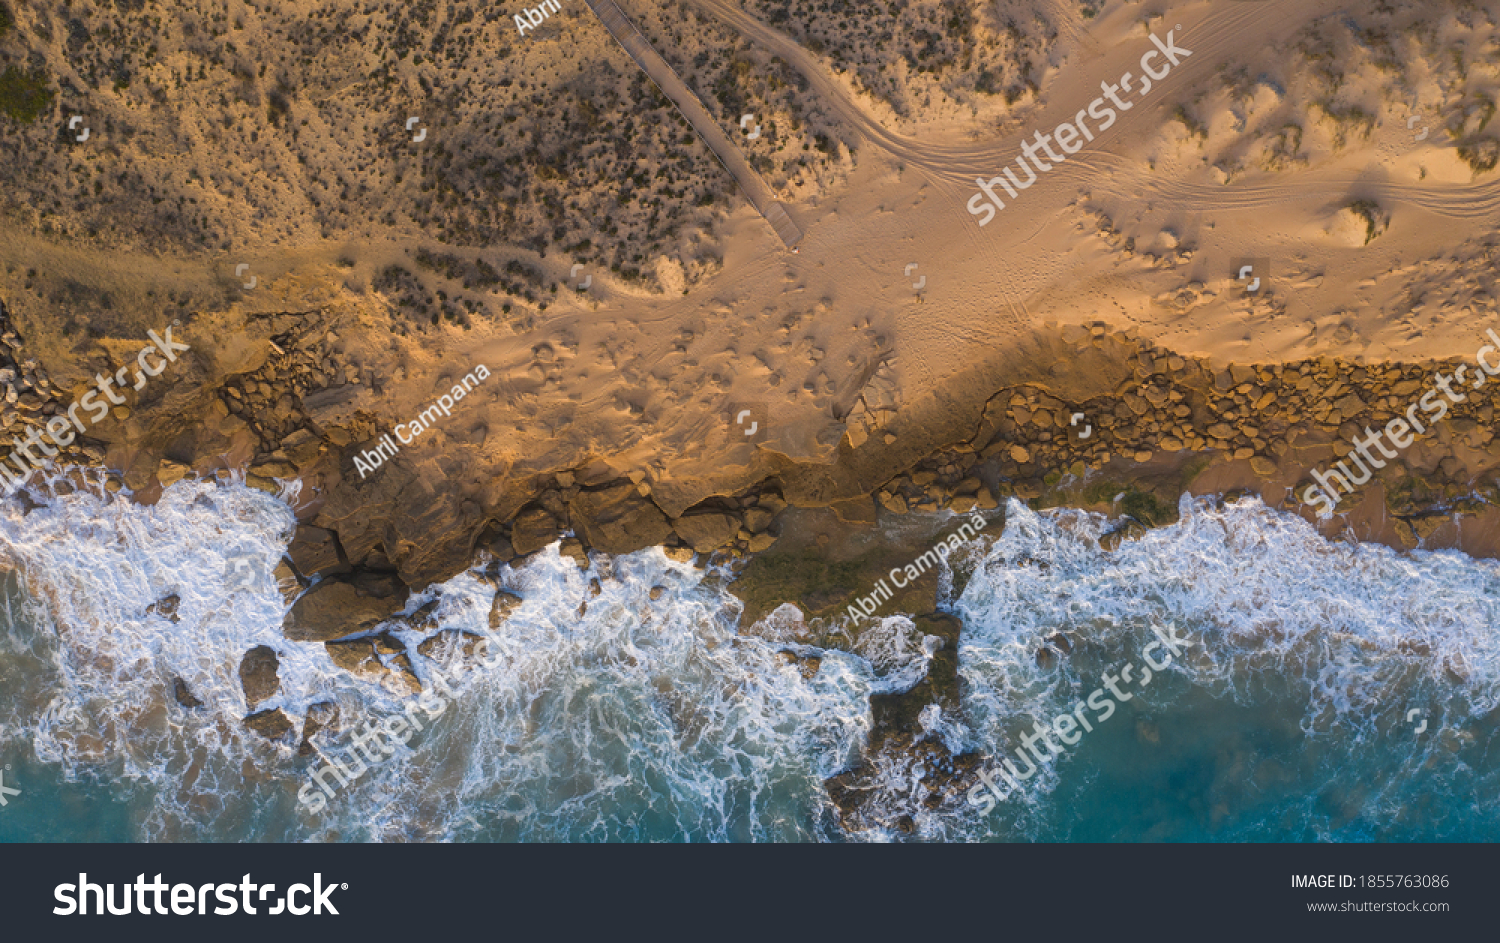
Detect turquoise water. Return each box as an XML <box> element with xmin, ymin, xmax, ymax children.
<box><xmin>0</xmin><ymin>479</ymin><xmax>1495</xmax><ymax>842</ymax></box>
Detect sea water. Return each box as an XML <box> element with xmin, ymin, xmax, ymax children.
<box><xmin>0</xmin><ymin>476</ymin><xmax>1495</xmax><ymax>842</ymax></box>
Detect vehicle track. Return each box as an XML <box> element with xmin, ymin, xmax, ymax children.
<box><xmin>583</xmin><ymin>0</ymin><xmax>804</xmax><ymax>247</ymax></box>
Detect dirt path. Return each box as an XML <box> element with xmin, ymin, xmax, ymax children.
<box><xmin>582</xmin><ymin>0</ymin><xmax>803</xmax><ymax>248</ymax></box>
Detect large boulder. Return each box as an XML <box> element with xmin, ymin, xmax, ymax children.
<box><xmin>672</xmin><ymin>511</ymin><xmax>740</xmax><ymax>552</ymax></box>
<box><xmin>510</xmin><ymin>508</ymin><xmax>563</xmax><ymax>556</ymax></box>
<box><xmin>569</xmin><ymin>482</ymin><xmax>672</xmax><ymax>553</ymax></box>
<box><xmin>244</xmin><ymin>708</ymin><xmax>296</xmax><ymax>743</ymax></box>
<box><xmin>282</xmin><ymin>574</ymin><xmax>407</xmax><ymax>642</ymax></box>
<box><xmin>287</xmin><ymin>525</ymin><xmax>348</xmax><ymax>579</ymax></box>
<box><xmin>239</xmin><ymin>645</ymin><xmax>280</xmax><ymax>708</ymax></box>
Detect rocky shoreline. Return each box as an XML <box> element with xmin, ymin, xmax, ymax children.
<box><xmin>10</xmin><ymin>297</ymin><xmax>1500</xmax><ymax>832</ymax></box>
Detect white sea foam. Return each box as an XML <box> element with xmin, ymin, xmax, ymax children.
<box><xmin>931</xmin><ymin>495</ymin><xmax>1500</xmax><ymax>839</ymax></box>
<box><xmin>0</xmin><ymin>473</ymin><xmax>883</xmax><ymax>841</ymax></box>
<box><xmin>2</xmin><ymin>480</ymin><xmax>1497</xmax><ymax>841</ymax></box>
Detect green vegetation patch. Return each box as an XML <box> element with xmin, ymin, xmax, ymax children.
<box><xmin>1347</xmin><ymin>200</ymin><xmax>1386</xmax><ymax>245</ymax></box>
<box><xmin>0</xmin><ymin>65</ymin><xmax>52</xmax><ymax>124</ymax></box>
<box><xmin>1081</xmin><ymin>480</ymin><xmax>1177</xmax><ymax>526</ymax></box>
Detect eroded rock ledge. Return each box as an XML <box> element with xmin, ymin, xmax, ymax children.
<box><xmin>13</xmin><ymin>297</ymin><xmax>1500</xmax><ymax>832</ymax></box>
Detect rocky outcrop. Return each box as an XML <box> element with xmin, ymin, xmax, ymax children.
<box><xmin>824</xmin><ymin>613</ymin><xmax>979</xmax><ymax>834</ymax></box>
<box><xmin>282</xmin><ymin>572</ymin><xmax>408</xmax><ymax>642</ymax></box>
<box><xmin>489</xmin><ymin>590</ymin><xmax>523</xmax><ymax>630</ymax></box>
<box><xmin>325</xmin><ymin>632</ymin><xmax>421</xmax><ymax>694</ymax></box>
<box><xmin>568</xmin><ymin>482</ymin><xmax>673</xmax><ymax>553</ymax></box>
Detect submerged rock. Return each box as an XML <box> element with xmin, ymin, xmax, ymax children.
<box><xmin>172</xmin><ymin>676</ymin><xmax>203</xmax><ymax>709</ymax></box>
<box><xmin>244</xmin><ymin>708</ymin><xmax>295</xmax><ymax>743</ymax></box>
<box><xmin>325</xmin><ymin>635</ymin><xmax>421</xmax><ymax>694</ymax></box>
<box><xmin>146</xmin><ymin>593</ymin><xmax>181</xmax><ymax>623</ymax></box>
<box><xmin>298</xmin><ymin>701</ymin><xmax>340</xmax><ymax>757</ymax></box>
<box><xmin>489</xmin><ymin>590</ymin><xmax>523</xmax><ymax>630</ymax></box>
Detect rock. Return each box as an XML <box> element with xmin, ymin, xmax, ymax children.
<box><xmin>281</xmin><ymin>429</ymin><xmax>324</xmax><ymax>468</ymax></box>
<box><xmin>418</xmin><ymin>628</ymin><xmax>486</xmax><ymax>666</ymax></box>
<box><xmin>489</xmin><ymin>590</ymin><xmax>524</xmax><ymax>630</ymax></box>
<box><xmin>146</xmin><ymin>593</ymin><xmax>182</xmax><ymax>623</ymax></box>
<box><xmin>569</xmin><ymin>482</ymin><xmax>673</xmax><ymax>553</ymax></box>
<box><xmin>559</xmin><ymin>536</ymin><xmax>590</xmax><ymax>569</ymax></box>
<box><xmin>288</xmin><ymin>525</ymin><xmax>348</xmax><ymax>580</ymax></box>
<box><xmin>663</xmin><ymin>546</ymin><xmax>696</xmax><ymax>563</ymax></box>
<box><xmin>1333</xmin><ymin>393</ymin><xmax>1366</xmax><ymax>420</ymax></box>
<box><xmin>1249</xmin><ymin>456</ymin><xmax>1278</xmax><ymax>477</ymax></box>
<box><xmin>511</xmin><ymin>508</ymin><xmax>562</xmax><ymax>556</ymax></box>
<box><xmin>672</xmin><ymin>512</ymin><xmax>740</xmax><ymax>552</ymax></box>
<box><xmin>325</xmin><ymin>636</ymin><xmax>421</xmax><ymax>693</ymax></box>
<box><xmin>251</xmin><ymin>460</ymin><xmax>298</xmax><ymax>479</ymax></box>
<box><xmin>1412</xmin><ymin>515</ymin><xmax>1447</xmax><ymax>542</ymax></box>
<box><xmin>298</xmin><ymin>701</ymin><xmax>340</xmax><ymax>756</ymax></box>
<box><xmin>239</xmin><ymin>645</ymin><xmax>280</xmax><ymax>708</ymax></box>
<box><xmin>1009</xmin><ymin>445</ymin><xmax>1031</xmax><ymax>463</ymax></box>
<box><xmin>282</xmin><ymin>577</ymin><xmax>408</xmax><ymax>642</ymax></box>
<box><xmin>776</xmin><ymin>650</ymin><xmax>822</xmax><ymax>680</ymax></box>
<box><xmin>157</xmin><ymin>461</ymin><xmax>192</xmax><ymax>487</ymax></box>
<box><xmin>649</xmin><ymin>585</ymin><xmax>667</xmax><ymax>600</ymax></box>
<box><xmin>757</xmin><ymin>493</ymin><xmax>788</xmax><ymax>515</ymax></box>
<box><xmin>747</xmin><ymin>532</ymin><xmax>778</xmax><ymax>553</ymax></box>
<box><xmin>274</xmin><ymin>559</ymin><xmax>307</xmax><ymax>604</ymax></box>
<box><xmin>244</xmin><ymin>708</ymin><xmax>295</xmax><ymax>743</ymax></box>
<box><xmin>1392</xmin><ymin>519</ymin><xmax>1418</xmax><ymax>549</ymax></box>
<box><xmin>879</xmin><ymin>491</ymin><xmax>908</xmax><ymax>514</ymax></box>
<box><xmin>1099</xmin><ymin>521</ymin><xmax>1147</xmax><ymax>552</ymax></box>
<box><xmin>172</xmin><ymin>677</ymin><xmax>203</xmax><ymax>709</ymax></box>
